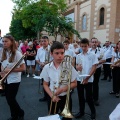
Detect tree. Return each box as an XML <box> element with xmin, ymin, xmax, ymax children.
<box><xmin>10</xmin><ymin>17</ymin><xmax>36</xmax><ymax>40</ymax></box>
<box><xmin>11</xmin><ymin>0</ymin><xmax>81</xmax><ymax>40</ymax></box>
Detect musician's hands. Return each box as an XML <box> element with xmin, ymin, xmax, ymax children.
<box><xmin>54</xmin><ymin>88</ymin><xmax>64</xmax><ymax>96</ymax></box>
<box><xmin>82</xmin><ymin>78</ymin><xmax>89</xmax><ymax>84</ymax></box>
<box><xmin>52</xmin><ymin>96</ymin><xmax>61</xmax><ymax>102</ymax></box>
<box><xmin>76</xmin><ymin>64</ymin><xmax>83</xmax><ymax>71</ymax></box>
<box><xmin>4</xmin><ymin>68</ymin><xmax>11</xmax><ymax>73</ymax></box>
<box><xmin>40</xmin><ymin>63</ymin><xmax>45</xmax><ymax>67</ymax></box>
<box><xmin>0</xmin><ymin>72</ymin><xmax>6</xmax><ymax>77</ymax></box>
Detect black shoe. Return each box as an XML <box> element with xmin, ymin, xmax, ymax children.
<box><xmin>39</xmin><ymin>97</ymin><xmax>47</xmax><ymax>102</ymax></box>
<box><xmin>17</xmin><ymin>116</ymin><xmax>24</xmax><ymax>120</ymax></box>
<box><xmin>74</xmin><ymin>112</ymin><xmax>84</xmax><ymax>118</ymax></box>
<box><xmin>108</xmin><ymin>79</ymin><xmax>111</xmax><ymax>82</ymax></box>
<box><xmin>109</xmin><ymin>91</ymin><xmax>116</xmax><ymax>94</ymax></box>
<box><xmin>7</xmin><ymin>117</ymin><xmax>17</xmax><ymax>120</ymax></box>
<box><xmin>1</xmin><ymin>92</ymin><xmax>5</xmax><ymax>96</ymax></box>
<box><xmin>7</xmin><ymin>117</ymin><xmax>13</xmax><ymax>120</ymax></box>
<box><xmin>101</xmin><ymin>78</ymin><xmax>107</xmax><ymax>80</ymax></box>
<box><xmin>91</xmin><ymin>113</ymin><xmax>96</xmax><ymax>119</ymax></box>
<box><xmin>116</xmin><ymin>93</ymin><xmax>119</xmax><ymax>98</ymax></box>
<box><xmin>94</xmin><ymin>101</ymin><xmax>100</xmax><ymax>106</ymax></box>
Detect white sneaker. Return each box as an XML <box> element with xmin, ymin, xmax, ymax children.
<box><xmin>32</xmin><ymin>74</ymin><xmax>36</xmax><ymax>77</ymax></box>
<box><xmin>27</xmin><ymin>74</ymin><xmax>29</xmax><ymax>77</ymax></box>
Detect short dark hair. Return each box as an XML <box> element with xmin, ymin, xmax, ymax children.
<box><xmin>91</xmin><ymin>37</ymin><xmax>98</xmax><ymax>41</ymax></box>
<box><xmin>66</xmin><ymin>37</ymin><xmax>70</xmax><ymax>40</ymax></box>
<box><xmin>63</xmin><ymin>40</ymin><xmax>70</xmax><ymax>44</ymax></box>
<box><xmin>50</xmin><ymin>41</ymin><xmax>65</xmax><ymax>53</ymax></box>
<box><xmin>42</xmin><ymin>36</ymin><xmax>49</xmax><ymax>40</ymax></box>
<box><xmin>81</xmin><ymin>38</ymin><xmax>89</xmax><ymax>45</ymax></box>
<box><xmin>33</xmin><ymin>38</ymin><xmax>37</xmax><ymax>42</ymax></box>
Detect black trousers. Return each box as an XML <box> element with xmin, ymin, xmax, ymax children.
<box><xmin>41</xmin><ymin>78</ymin><xmax>48</xmax><ymax>99</ymax></box>
<box><xmin>77</xmin><ymin>82</ymin><xmax>96</xmax><ymax>114</ymax></box>
<box><xmin>93</xmin><ymin>67</ymin><xmax>101</xmax><ymax>101</ymax></box>
<box><xmin>5</xmin><ymin>83</ymin><xmax>24</xmax><ymax>119</ymax></box>
<box><xmin>47</xmin><ymin>94</ymin><xmax>72</xmax><ymax>120</ymax></box>
<box><xmin>0</xmin><ymin>63</ymin><xmax>4</xmax><ymax>94</ymax></box>
<box><xmin>112</xmin><ymin>67</ymin><xmax>120</xmax><ymax>93</ymax></box>
<box><xmin>103</xmin><ymin>58</ymin><xmax>112</xmax><ymax>79</ymax></box>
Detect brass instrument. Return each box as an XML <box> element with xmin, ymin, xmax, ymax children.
<box><xmin>0</xmin><ymin>54</ymin><xmax>26</xmax><ymax>90</ymax></box>
<box><xmin>98</xmin><ymin>52</ymin><xmax>104</xmax><ymax>60</ymax></box>
<box><xmin>49</xmin><ymin>55</ymin><xmax>74</xmax><ymax>118</ymax></box>
<box><xmin>45</xmin><ymin>46</ymin><xmax>50</xmax><ymax>63</ymax></box>
<box><xmin>111</xmin><ymin>59</ymin><xmax>120</xmax><ymax>69</ymax></box>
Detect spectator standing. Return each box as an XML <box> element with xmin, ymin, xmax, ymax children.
<box><xmin>26</xmin><ymin>42</ymin><xmax>36</xmax><ymax>77</ymax></box>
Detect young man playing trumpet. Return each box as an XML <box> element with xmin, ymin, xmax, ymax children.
<box><xmin>75</xmin><ymin>38</ymin><xmax>98</xmax><ymax>119</ymax></box>
<box><xmin>40</xmin><ymin>41</ymin><xmax>78</xmax><ymax>120</ymax></box>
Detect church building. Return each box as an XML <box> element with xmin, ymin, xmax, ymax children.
<box><xmin>65</xmin><ymin>0</ymin><xmax>120</xmax><ymax>43</ymax></box>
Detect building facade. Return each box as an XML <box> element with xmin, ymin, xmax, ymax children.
<box><xmin>65</xmin><ymin>0</ymin><xmax>120</xmax><ymax>43</ymax></box>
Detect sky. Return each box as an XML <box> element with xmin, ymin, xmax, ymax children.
<box><xmin>0</xmin><ymin>0</ymin><xmax>14</xmax><ymax>36</ymax></box>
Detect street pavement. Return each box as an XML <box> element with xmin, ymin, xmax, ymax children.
<box><xmin>0</xmin><ymin>74</ymin><xmax>120</xmax><ymax>120</ymax></box>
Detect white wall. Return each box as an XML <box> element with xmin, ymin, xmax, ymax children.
<box><xmin>80</xmin><ymin>32</ymin><xmax>90</xmax><ymax>39</ymax></box>
<box><xmin>94</xmin><ymin>29</ymin><xmax>109</xmax><ymax>43</ymax></box>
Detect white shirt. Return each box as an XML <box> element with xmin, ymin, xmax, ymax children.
<box><xmin>18</xmin><ymin>43</ymin><xmax>23</xmax><ymax>53</ymax></box>
<box><xmin>76</xmin><ymin>51</ymin><xmax>98</xmax><ymax>82</ymax></box>
<box><xmin>69</xmin><ymin>44</ymin><xmax>74</xmax><ymax>50</ymax></box>
<box><xmin>65</xmin><ymin>49</ymin><xmax>76</xmax><ymax>58</ymax></box>
<box><xmin>112</xmin><ymin>51</ymin><xmax>120</xmax><ymax>63</ymax></box>
<box><xmin>73</xmin><ymin>48</ymin><xmax>80</xmax><ymax>53</ymax></box>
<box><xmin>1</xmin><ymin>50</ymin><xmax>25</xmax><ymax>84</ymax></box>
<box><xmin>0</xmin><ymin>37</ymin><xmax>3</xmax><ymax>48</ymax></box>
<box><xmin>40</xmin><ymin>61</ymin><xmax>78</xmax><ymax>96</ymax></box>
<box><xmin>0</xmin><ymin>48</ymin><xmax>3</xmax><ymax>63</ymax></box>
<box><xmin>103</xmin><ymin>45</ymin><xmax>114</xmax><ymax>59</ymax></box>
<box><xmin>0</xmin><ymin>37</ymin><xmax>3</xmax><ymax>44</ymax></box>
<box><xmin>89</xmin><ymin>48</ymin><xmax>106</xmax><ymax>68</ymax></box>
<box><xmin>36</xmin><ymin>46</ymin><xmax>52</xmax><ymax>63</ymax></box>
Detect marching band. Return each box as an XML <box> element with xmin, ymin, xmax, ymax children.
<box><xmin>0</xmin><ymin>35</ymin><xmax>120</xmax><ymax>120</ymax></box>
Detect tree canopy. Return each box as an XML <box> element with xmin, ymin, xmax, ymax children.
<box><xmin>10</xmin><ymin>0</ymin><xmax>81</xmax><ymax>40</ymax></box>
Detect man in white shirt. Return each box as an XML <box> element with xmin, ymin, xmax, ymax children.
<box><xmin>36</xmin><ymin>36</ymin><xmax>51</xmax><ymax>102</ymax></box>
<box><xmin>102</xmin><ymin>41</ymin><xmax>114</xmax><ymax>81</ymax></box>
<box><xmin>90</xmin><ymin>38</ymin><xmax>106</xmax><ymax>106</ymax></box>
<box><xmin>75</xmin><ymin>38</ymin><xmax>98</xmax><ymax>119</ymax></box>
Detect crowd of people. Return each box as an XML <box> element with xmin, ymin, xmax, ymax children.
<box><xmin>0</xmin><ymin>34</ymin><xmax>120</xmax><ymax>120</ymax></box>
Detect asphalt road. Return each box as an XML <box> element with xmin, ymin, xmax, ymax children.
<box><xmin>0</xmin><ymin>74</ymin><xmax>120</xmax><ymax>120</ymax></box>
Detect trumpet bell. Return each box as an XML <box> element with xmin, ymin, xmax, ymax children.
<box><xmin>60</xmin><ymin>108</ymin><xmax>74</xmax><ymax>118</ymax></box>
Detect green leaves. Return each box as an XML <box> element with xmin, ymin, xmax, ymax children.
<box><xmin>10</xmin><ymin>0</ymin><xmax>81</xmax><ymax>40</ymax></box>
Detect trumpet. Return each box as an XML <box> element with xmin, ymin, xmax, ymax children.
<box><xmin>49</xmin><ymin>55</ymin><xmax>74</xmax><ymax>118</ymax></box>
<box><xmin>0</xmin><ymin>54</ymin><xmax>26</xmax><ymax>90</ymax></box>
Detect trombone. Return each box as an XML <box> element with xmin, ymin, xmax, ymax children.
<box><xmin>49</xmin><ymin>55</ymin><xmax>74</xmax><ymax>118</ymax></box>
<box><xmin>0</xmin><ymin>54</ymin><xmax>26</xmax><ymax>90</ymax></box>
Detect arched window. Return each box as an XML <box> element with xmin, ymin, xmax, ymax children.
<box><xmin>82</xmin><ymin>15</ymin><xmax>87</xmax><ymax>30</ymax></box>
<box><xmin>99</xmin><ymin>7</ymin><xmax>105</xmax><ymax>25</ymax></box>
